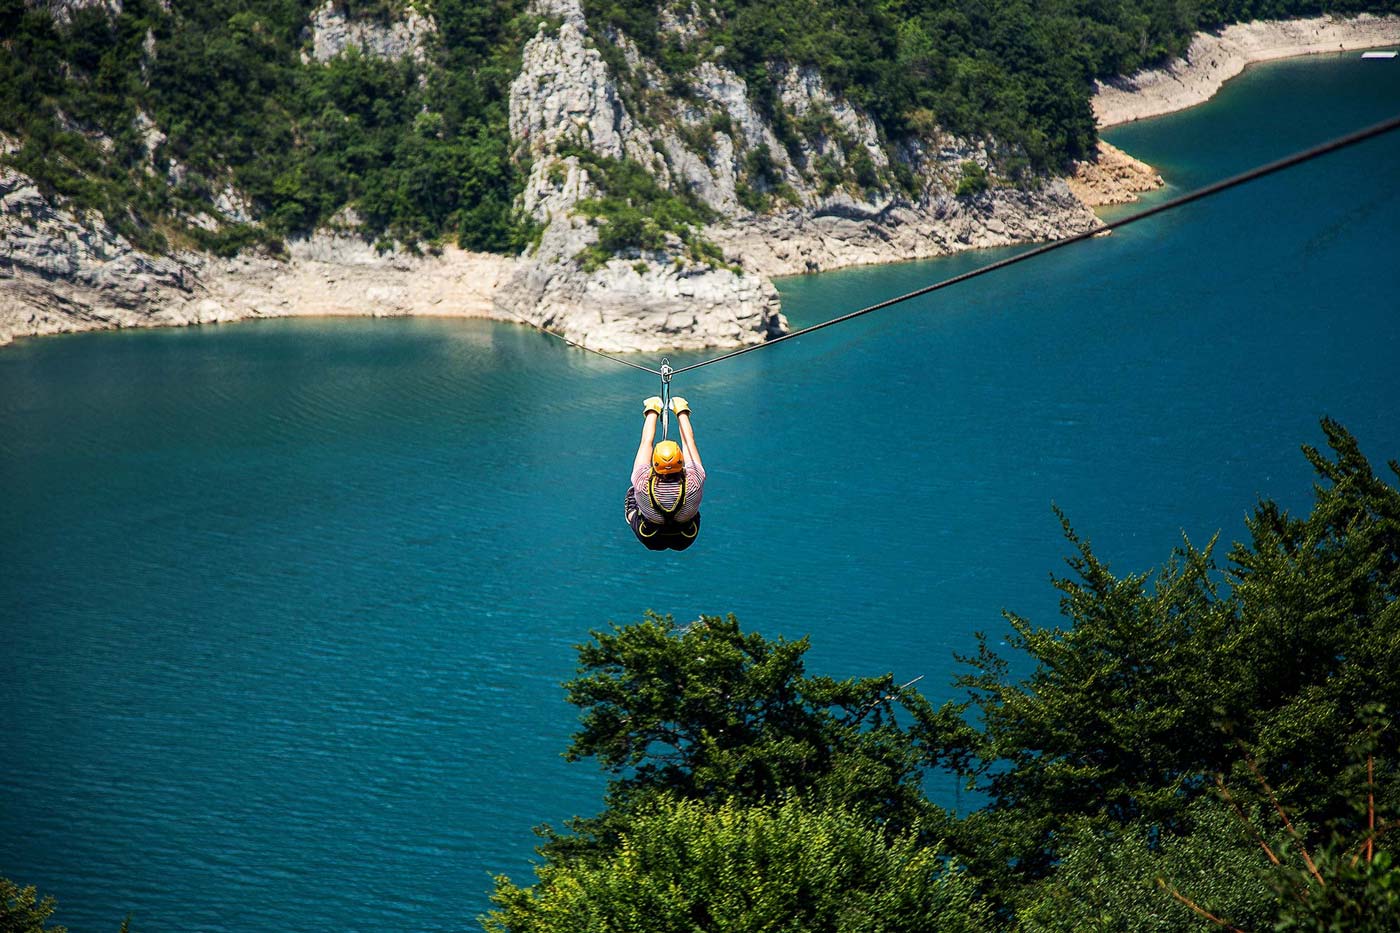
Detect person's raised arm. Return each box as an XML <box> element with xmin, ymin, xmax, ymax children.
<box><xmin>633</xmin><ymin>397</ymin><xmax>662</xmax><ymax>476</ymax></box>
<box><xmin>671</xmin><ymin>397</ymin><xmax>703</xmax><ymax>475</ymax></box>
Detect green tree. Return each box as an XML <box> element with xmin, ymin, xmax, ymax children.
<box><xmin>488</xmin><ymin>421</ymin><xmax>1400</xmax><ymax>929</ymax></box>
<box><xmin>1227</xmin><ymin>420</ymin><xmax>1400</xmax><ymax>828</ymax></box>
<box><xmin>1018</xmin><ymin>795</ymin><xmax>1400</xmax><ymax>932</ymax></box>
<box><xmin>952</xmin><ymin>518</ymin><xmax>1245</xmax><ymax>899</ymax></box>
<box><xmin>550</xmin><ymin>612</ymin><xmax>971</xmax><ymax>856</ymax></box>
<box><xmin>485</xmin><ymin>796</ymin><xmax>991</xmax><ymax>933</ymax></box>
<box><xmin>1272</xmin><ymin>851</ymin><xmax>1400</xmax><ymax>933</ymax></box>
<box><xmin>1015</xmin><ymin>798</ymin><xmax>1280</xmax><ymax>932</ymax></box>
<box><xmin>950</xmin><ymin>420</ymin><xmax>1400</xmax><ymax>912</ymax></box>
<box><xmin>0</xmin><ymin>880</ymin><xmax>65</xmax><ymax>933</ymax></box>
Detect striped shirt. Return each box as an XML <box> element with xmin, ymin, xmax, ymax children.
<box><xmin>631</xmin><ymin>461</ymin><xmax>705</xmax><ymax>524</ymax></box>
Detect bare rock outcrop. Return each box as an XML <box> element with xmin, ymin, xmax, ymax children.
<box><xmin>711</xmin><ymin>183</ymin><xmax>1098</xmax><ymax>278</ymax></box>
<box><xmin>24</xmin><ymin>0</ymin><xmax>122</xmax><ymax>25</ymax></box>
<box><xmin>0</xmin><ymin>161</ymin><xmax>510</xmax><ymax>347</ymax></box>
<box><xmin>307</xmin><ymin>0</ymin><xmax>436</xmax><ymax>63</ymax></box>
<box><xmin>700</xmin><ymin>118</ymin><xmax>1101</xmax><ymax>277</ymax></box>
<box><xmin>1067</xmin><ymin>140</ymin><xmax>1164</xmax><ymax>207</ymax></box>
<box><xmin>499</xmin><ymin>2</ymin><xmax>786</xmax><ymax>353</ymax></box>
<box><xmin>196</xmin><ymin>236</ymin><xmax>511</xmax><ymax>323</ymax></box>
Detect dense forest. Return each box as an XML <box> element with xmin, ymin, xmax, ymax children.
<box><xmin>2</xmin><ymin>0</ymin><xmax>1397</xmax><ymax>259</ymax></box>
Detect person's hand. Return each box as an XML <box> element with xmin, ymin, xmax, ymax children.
<box><xmin>643</xmin><ymin>396</ymin><xmax>663</xmax><ymax>415</ymax></box>
<box><xmin>670</xmin><ymin>396</ymin><xmax>690</xmax><ymax>415</ymax></box>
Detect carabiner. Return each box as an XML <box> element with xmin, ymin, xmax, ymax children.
<box><xmin>659</xmin><ymin>358</ymin><xmax>673</xmax><ymax>439</ymax></box>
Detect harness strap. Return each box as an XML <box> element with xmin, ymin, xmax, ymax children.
<box><xmin>648</xmin><ymin>470</ymin><xmax>686</xmax><ymax>518</ymax></box>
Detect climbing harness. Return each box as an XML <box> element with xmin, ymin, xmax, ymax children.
<box><xmin>634</xmin><ymin>513</ymin><xmax>700</xmax><ymax>542</ymax></box>
<box><xmin>637</xmin><ymin>467</ymin><xmax>699</xmax><ymax>542</ymax></box>
<box><xmin>502</xmin><ymin>112</ymin><xmax>1400</xmax><ymax>381</ymax></box>
<box><xmin>648</xmin><ymin>468</ymin><xmax>687</xmax><ymax>518</ymax></box>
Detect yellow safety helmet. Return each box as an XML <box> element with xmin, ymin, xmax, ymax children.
<box><xmin>652</xmin><ymin>440</ymin><xmax>684</xmax><ymax>475</ymax></box>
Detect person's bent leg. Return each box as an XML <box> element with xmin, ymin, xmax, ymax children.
<box><xmin>667</xmin><ymin>515</ymin><xmax>701</xmax><ymax>551</ymax></box>
<box><xmin>623</xmin><ymin>486</ymin><xmax>639</xmax><ymax>526</ymax></box>
<box><xmin>625</xmin><ymin>487</ymin><xmax>672</xmax><ymax>550</ymax></box>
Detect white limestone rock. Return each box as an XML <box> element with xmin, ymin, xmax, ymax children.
<box><xmin>307</xmin><ymin>1</ymin><xmax>436</xmax><ymax>63</ymax></box>
<box><xmin>501</xmin><ymin>0</ymin><xmax>786</xmax><ymax>352</ymax></box>
<box><xmin>708</xmin><ymin>181</ymin><xmax>1099</xmax><ymax>277</ymax></box>
<box><xmin>495</xmin><ymin>256</ymin><xmax>784</xmax><ymax>353</ymax></box>
<box><xmin>509</xmin><ymin>16</ymin><xmax>659</xmax><ymax>176</ymax></box>
<box><xmin>25</xmin><ymin>0</ymin><xmax>121</xmax><ymax>25</ymax></box>
<box><xmin>1</xmin><ymin>166</ymin><xmax>198</xmax><ymax>346</ymax></box>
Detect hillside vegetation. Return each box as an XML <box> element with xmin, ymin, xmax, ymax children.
<box><xmin>1</xmin><ymin>0</ymin><xmax>534</xmax><ymax>255</ymax></box>
<box><xmin>2</xmin><ymin>0</ymin><xmax>1396</xmax><ymax>257</ymax></box>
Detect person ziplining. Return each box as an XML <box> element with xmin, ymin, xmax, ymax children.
<box><xmin>624</xmin><ymin>393</ymin><xmax>704</xmax><ymax>550</ymax></box>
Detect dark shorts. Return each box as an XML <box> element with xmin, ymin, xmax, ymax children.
<box><xmin>624</xmin><ymin>486</ymin><xmax>701</xmax><ymax>551</ymax></box>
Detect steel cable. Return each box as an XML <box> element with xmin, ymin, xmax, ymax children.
<box><xmin>668</xmin><ymin>112</ymin><xmax>1400</xmax><ymax>376</ymax></box>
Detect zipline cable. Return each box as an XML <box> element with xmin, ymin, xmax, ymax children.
<box><xmin>496</xmin><ymin>305</ymin><xmax>663</xmax><ymax>376</ymax></box>
<box><xmin>666</xmin><ymin>111</ymin><xmax>1400</xmax><ymax>377</ymax></box>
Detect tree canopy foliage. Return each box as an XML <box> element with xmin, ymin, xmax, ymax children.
<box><xmin>951</xmin><ymin>419</ymin><xmax>1400</xmax><ymax>911</ymax></box>
<box><xmin>487</xmin><ymin>797</ymin><xmax>992</xmax><ymax>933</ymax></box>
<box><xmin>563</xmin><ymin>612</ymin><xmax>968</xmax><ymax>822</ymax></box>
<box><xmin>0</xmin><ymin>0</ymin><xmax>534</xmax><ymax>254</ymax></box>
<box><xmin>0</xmin><ymin>879</ymin><xmax>66</xmax><ymax>933</ymax></box>
<box><xmin>489</xmin><ymin>419</ymin><xmax>1400</xmax><ymax>932</ymax></box>
<box><xmin>0</xmin><ymin>879</ymin><xmax>132</xmax><ymax>933</ymax></box>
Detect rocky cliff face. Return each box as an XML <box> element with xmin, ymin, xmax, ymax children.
<box><xmin>0</xmin><ymin>165</ymin><xmax>202</xmax><ymax>345</ymax></box>
<box><xmin>497</xmin><ymin>0</ymin><xmax>1100</xmax><ymax>350</ymax></box>
<box><xmin>306</xmin><ymin>0</ymin><xmax>436</xmax><ymax>63</ymax></box>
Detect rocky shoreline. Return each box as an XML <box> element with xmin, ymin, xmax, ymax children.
<box><xmin>1093</xmin><ymin>15</ymin><xmax>1400</xmax><ymax>127</ymax></box>
<box><xmin>0</xmin><ymin>170</ymin><xmax>512</xmax><ymax>348</ymax></box>
<box><xmin>1066</xmin><ymin>141</ymin><xmax>1163</xmax><ymax>208</ymax></box>
<box><xmin>5</xmin><ymin>13</ymin><xmax>1397</xmax><ymax>351</ymax></box>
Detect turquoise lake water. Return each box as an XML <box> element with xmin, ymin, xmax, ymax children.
<box><xmin>2</xmin><ymin>53</ymin><xmax>1398</xmax><ymax>932</ymax></box>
